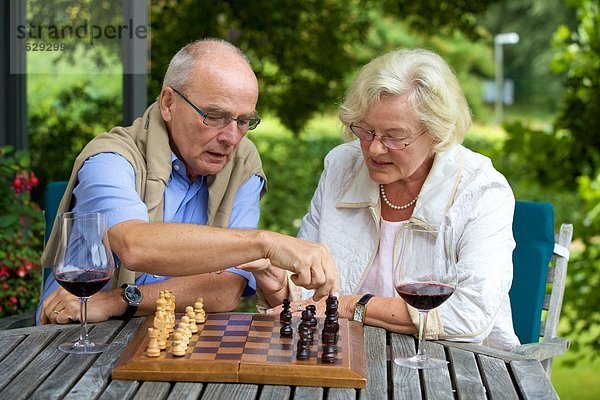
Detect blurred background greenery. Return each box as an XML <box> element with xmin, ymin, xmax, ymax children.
<box><xmin>1</xmin><ymin>0</ymin><xmax>598</xmax><ymax>397</ymax></box>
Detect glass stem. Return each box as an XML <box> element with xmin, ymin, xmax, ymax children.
<box><xmin>416</xmin><ymin>310</ymin><xmax>429</xmax><ymax>359</ymax></box>
<box><xmin>79</xmin><ymin>297</ymin><xmax>89</xmax><ymax>343</ymax></box>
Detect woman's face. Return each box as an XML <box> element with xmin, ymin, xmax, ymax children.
<box><xmin>357</xmin><ymin>94</ymin><xmax>434</xmax><ymax>185</ymax></box>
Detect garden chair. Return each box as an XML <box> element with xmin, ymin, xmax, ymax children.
<box><xmin>441</xmin><ymin>201</ymin><xmax>572</xmax><ymax>378</ymax></box>
<box><xmin>42</xmin><ymin>181</ymin><xmax>68</xmax><ymax>286</ymax></box>
<box><xmin>509</xmin><ymin>200</ymin><xmax>573</xmax><ymax>376</ymax></box>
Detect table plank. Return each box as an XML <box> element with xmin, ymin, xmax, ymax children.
<box><xmin>446</xmin><ymin>347</ymin><xmax>486</xmax><ymax>399</ymax></box>
<box><xmin>0</xmin><ymin>334</ymin><xmax>25</xmax><ymax>362</ymax></box>
<box><xmin>201</xmin><ymin>383</ymin><xmax>259</xmax><ymax>400</ymax></box>
<box><xmin>390</xmin><ymin>333</ymin><xmax>421</xmax><ymax>399</ymax></box>
<box><xmin>98</xmin><ymin>379</ymin><xmax>140</xmax><ymax>400</ymax></box>
<box><xmin>0</xmin><ymin>330</ymin><xmax>58</xmax><ymax>391</ymax></box>
<box><xmin>476</xmin><ymin>354</ymin><xmax>518</xmax><ymax>400</ymax></box>
<box><xmin>511</xmin><ymin>359</ymin><xmax>559</xmax><ymax>400</ymax></box>
<box><xmin>360</xmin><ymin>326</ymin><xmax>387</xmax><ymax>400</ymax></box>
<box><xmin>295</xmin><ymin>386</ymin><xmax>323</xmax><ymax>400</ymax></box>
<box><xmin>64</xmin><ymin>318</ymin><xmax>142</xmax><ymax>400</ymax></box>
<box><xmin>328</xmin><ymin>387</ymin><xmax>357</xmax><ymax>399</ymax></box>
<box><xmin>30</xmin><ymin>320</ymin><xmax>123</xmax><ymax>399</ymax></box>
<box><xmin>0</xmin><ymin>322</ymin><xmax>76</xmax><ymax>338</ymax></box>
<box><xmin>0</xmin><ymin>328</ymin><xmax>75</xmax><ymax>400</ymax></box>
<box><xmin>133</xmin><ymin>381</ymin><xmax>171</xmax><ymax>400</ymax></box>
<box><xmin>167</xmin><ymin>382</ymin><xmax>204</xmax><ymax>400</ymax></box>
<box><xmin>421</xmin><ymin>341</ymin><xmax>454</xmax><ymax>400</ymax></box>
<box><xmin>258</xmin><ymin>385</ymin><xmax>291</xmax><ymax>399</ymax></box>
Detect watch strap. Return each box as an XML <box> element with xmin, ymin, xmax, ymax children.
<box><xmin>121</xmin><ymin>284</ymin><xmax>140</xmax><ymax>319</ymax></box>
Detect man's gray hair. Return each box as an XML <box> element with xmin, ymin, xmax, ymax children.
<box><xmin>162</xmin><ymin>38</ymin><xmax>250</xmax><ymax>90</ymax></box>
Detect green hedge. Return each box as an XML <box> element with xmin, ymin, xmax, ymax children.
<box><xmin>254</xmin><ymin>133</ymin><xmax>344</xmax><ymax>235</ymax></box>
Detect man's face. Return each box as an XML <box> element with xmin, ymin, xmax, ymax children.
<box><xmin>160</xmin><ymin>58</ymin><xmax>259</xmax><ymax>180</ymax></box>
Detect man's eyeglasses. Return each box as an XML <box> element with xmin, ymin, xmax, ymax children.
<box><xmin>172</xmin><ymin>87</ymin><xmax>261</xmax><ymax>132</ymax></box>
<box><xmin>349</xmin><ymin>123</ymin><xmax>425</xmax><ymax>150</ymax></box>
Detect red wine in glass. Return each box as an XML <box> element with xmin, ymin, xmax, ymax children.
<box><xmin>52</xmin><ymin>211</ymin><xmax>115</xmax><ymax>354</ymax></box>
<box><xmin>393</xmin><ymin>222</ymin><xmax>457</xmax><ymax>369</ymax></box>
<box><xmin>396</xmin><ymin>282</ymin><xmax>455</xmax><ymax>310</ymax></box>
<box><xmin>56</xmin><ymin>270</ymin><xmax>112</xmax><ymax>298</ymax></box>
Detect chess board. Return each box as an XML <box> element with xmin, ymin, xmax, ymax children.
<box><xmin>112</xmin><ymin>313</ymin><xmax>367</xmax><ymax>388</ymax></box>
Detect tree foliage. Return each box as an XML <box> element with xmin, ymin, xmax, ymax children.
<box><xmin>501</xmin><ymin>0</ymin><xmax>600</xmax><ymax>361</ymax></box>
<box><xmin>480</xmin><ymin>0</ymin><xmax>578</xmax><ymax>110</ymax></box>
<box><xmin>149</xmin><ymin>0</ymin><xmax>498</xmax><ymax>133</ymax></box>
<box><xmin>551</xmin><ymin>0</ymin><xmax>600</xmax><ymax>361</ymax></box>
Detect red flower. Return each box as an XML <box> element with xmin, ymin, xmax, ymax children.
<box><xmin>2</xmin><ymin>283</ymin><xmax>8</xmax><ymax>290</ymax></box>
<box><xmin>0</xmin><ymin>266</ymin><xmax>9</xmax><ymax>278</ymax></box>
<box><xmin>12</xmin><ymin>176</ymin><xmax>22</xmax><ymax>193</ymax></box>
<box><xmin>17</xmin><ymin>267</ymin><xmax>27</xmax><ymax>277</ymax></box>
<box><xmin>9</xmin><ymin>296</ymin><xmax>18</xmax><ymax>304</ymax></box>
<box><xmin>29</xmin><ymin>171</ymin><xmax>39</xmax><ymax>187</ymax></box>
<box><xmin>24</xmin><ymin>261</ymin><xmax>33</xmax><ymax>271</ymax></box>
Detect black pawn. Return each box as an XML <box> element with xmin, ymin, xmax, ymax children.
<box><xmin>280</xmin><ymin>300</ymin><xmax>293</xmax><ymax>338</ymax></box>
<box><xmin>296</xmin><ymin>326</ymin><xmax>311</xmax><ymax>360</ymax></box>
<box><xmin>300</xmin><ymin>322</ymin><xmax>314</xmax><ymax>345</ymax></box>
<box><xmin>305</xmin><ymin>305</ymin><xmax>318</xmax><ymax>329</ymax></box>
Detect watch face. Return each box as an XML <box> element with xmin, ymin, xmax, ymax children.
<box><xmin>124</xmin><ymin>285</ymin><xmax>142</xmax><ymax>304</ymax></box>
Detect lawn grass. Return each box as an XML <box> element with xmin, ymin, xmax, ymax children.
<box><xmin>553</xmin><ymin>355</ymin><xmax>600</xmax><ymax>399</ymax></box>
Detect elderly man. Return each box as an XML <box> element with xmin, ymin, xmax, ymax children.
<box><xmin>38</xmin><ymin>38</ymin><xmax>337</xmax><ymax>324</ymax></box>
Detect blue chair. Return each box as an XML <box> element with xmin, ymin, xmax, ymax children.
<box><xmin>42</xmin><ymin>181</ymin><xmax>68</xmax><ymax>285</ymax></box>
<box><xmin>509</xmin><ymin>201</ymin><xmax>572</xmax><ymax>376</ymax></box>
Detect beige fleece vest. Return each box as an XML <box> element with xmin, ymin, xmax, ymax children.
<box><xmin>41</xmin><ymin>102</ymin><xmax>266</xmax><ymax>287</ymax></box>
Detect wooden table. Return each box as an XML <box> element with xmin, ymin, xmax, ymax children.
<box><xmin>0</xmin><ymin>316</ymin><xmax>558</xmax><ymax>399</ymax></box>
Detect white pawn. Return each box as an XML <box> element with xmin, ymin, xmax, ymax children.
<box><xmin>177</xmin><ymin>321</ymin><xmax>189</xmax><ymax>347</ymax></box>
<box><xmin>194</xmin><ymin>298</ymin><xmax>206</xmax><ymax>324</ymax></box>
<box><xmin>180</xmin><ymin>316</ymin><xmax>192</xmax><ymax>342</ymax></box>
<box><xmin>171</xmin><ymin>331</ymin><xmax>186</xmax><ymax>357</ymax></box>
<box><xmin>146</xmin><ymin>328</ymin><xmax>160</xmax><ymax>358</ymax></box>
<box><xmin>186</xmin><ymin>306</ymin><xmax>199</xmax><ymax>333</ymax></box>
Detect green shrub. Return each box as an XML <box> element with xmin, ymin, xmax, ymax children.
<box><xmin>0</xmin><ymin>147</ymin><xmax>44</xmax><ymax>317</ymax></box>
<box><xmin>28</xmin><ymin>80</ymin><xmax>122</xmax><ymax>184</ymax></box>
<box><xmin>255</xmin><ymin>134</ymin><xmax>344</xmax><ymax>235</ymax></box>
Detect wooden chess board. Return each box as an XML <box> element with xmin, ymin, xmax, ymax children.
<box><xmin>112</xmin><ymin>313</ymin><xmax>367</xmax><ymax>388</ymax></box>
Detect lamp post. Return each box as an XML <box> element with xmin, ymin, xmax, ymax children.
<box><xmin>494</xmin><ymin>32</ymin><xmax>519</xmax><ymax>123</ymax></box>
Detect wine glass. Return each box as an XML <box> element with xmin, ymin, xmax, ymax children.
<box><xmin>393</xmin><ymin>222</ymin><xmax>457</xmax><ymax>369</ymax></box>
<box><xmin>52</xmin><ymin>211</ymin><xmax>115</xmax><ymax>354</ymax></box>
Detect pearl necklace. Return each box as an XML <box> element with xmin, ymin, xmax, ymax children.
<box><xmin>380</xmin><ymin>184</ymin><xmax>418</xmax><ymax>210</ymax></box>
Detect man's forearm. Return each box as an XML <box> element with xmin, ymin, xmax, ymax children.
<box><xmin>110</xmin><ymin>221</ymin><xmax>271</xmax><ymax>276</ymax></box>
<box><xmin>135</xmin><ymin>272</ymin><xmax>247</xmax><ymax>316</ymax></box>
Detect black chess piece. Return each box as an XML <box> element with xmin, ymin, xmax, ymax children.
<box><xmin>280</xmin><ymin>302</ymin><xmax>293</xmax><ymax>338</ymax></box>
<box><xmin>280</xmin><ymin>321</ymin><xmax>293</xmax><ymax>337</ymax></box>
<box><xmin>321</xmin><ymin>345</ymin><xmax>337</xmax><ymax>363</ymax></box>
<box><xmin>300</xmin><ymin>322</ymin><xmax>314</xmax><ymax>345</ymax></box>
<box><xmin>280</xmin><ymin>298</ymin><xmax>291</xmax><ymax>323</ymax></box>
<box><xmin>305</xmin><ymin>305</ymin><xmax>318</xmax><ymax>329</ymax></box>
<box><xmin>296</xmin><ymin>325</ymin><xmax>311</xmax><ymax>360</ymax></box>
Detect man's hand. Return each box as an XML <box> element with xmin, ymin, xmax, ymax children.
<box><xmin>263</xmin><ymin>233</ymin><xmax>339</xmax><ymax>301</ymax></box>
<box><xmin>40</xmin><ymin>287</ymin><xmax>125</xmax><ymax>325</ymax></box>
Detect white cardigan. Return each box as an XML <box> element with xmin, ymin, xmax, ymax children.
<box><xmin>296</xmin><ymin>141</ymin><xmax>520</xmax><ymax>350</ymax></box>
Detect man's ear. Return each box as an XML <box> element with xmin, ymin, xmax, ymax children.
<box><xmin>159</xmin><ymin>87</ymin><xmax>175</xmax><ymax>122</ymax></box>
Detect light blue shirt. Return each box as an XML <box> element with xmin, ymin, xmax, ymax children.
<box><xmin>36</xmin><ymin>152</ymin><xmax>264</xmax><ymax>324</ymax></box>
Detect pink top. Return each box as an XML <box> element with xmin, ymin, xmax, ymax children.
<box><xmin>359</xmin><ymin>219</ymin><xmax>407</xmax><ymax>297</ymax></box>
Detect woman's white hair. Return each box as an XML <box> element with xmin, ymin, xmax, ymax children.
<box><xmin>339</xmin><ymin>48</ymin><xmax>472</xmax><ymax>152</ymax></box>
<box><xmin>162</xmin><ymin>38</ymin><xmax>250</xmax><ymax>91</ymax></box>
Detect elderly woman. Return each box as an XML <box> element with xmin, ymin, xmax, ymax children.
<box><xmin>244</xmin><ymin>48</ymin><xmax>519</xmax><ymax>351</ymax></box>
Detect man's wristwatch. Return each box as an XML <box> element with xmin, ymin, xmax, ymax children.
<box><xmin>352</xmin><ymin>294</ymin><xmax>374</xmax><ymax>324</ymax></box>
<box><xmin>121</xmin><ymin>283</ymin><xmax>142</xmax><ymax>319</ymax></box>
